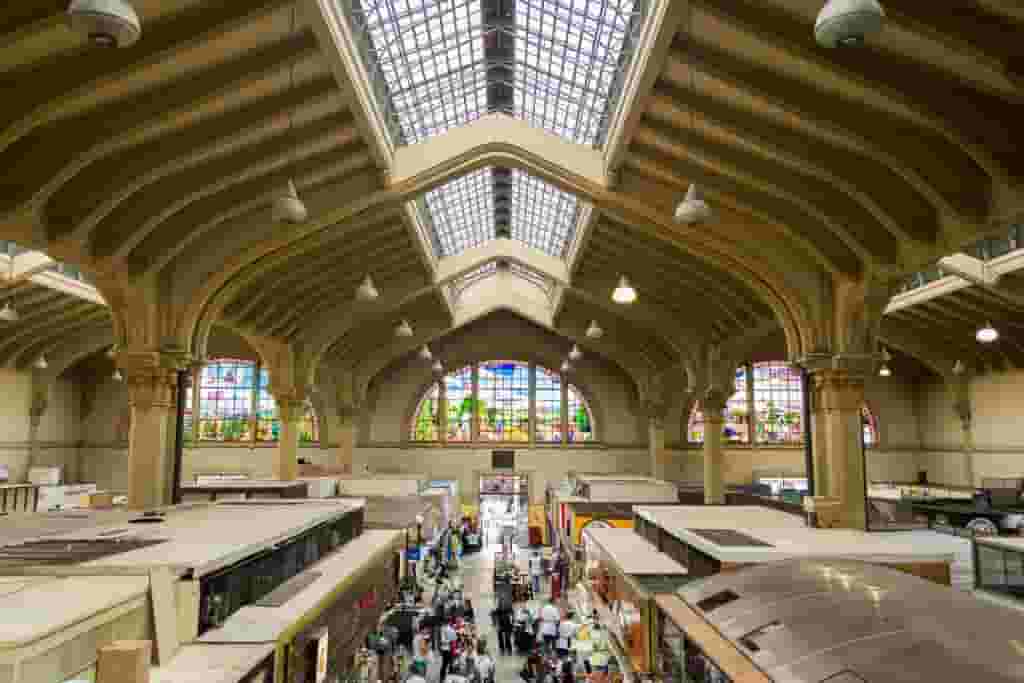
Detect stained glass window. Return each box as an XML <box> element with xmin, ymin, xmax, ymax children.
<box><xmin>183</xmin><ymin>383</ymin><xmax>193</xmax><ymax>444</ymax></box>
<box><xmin>411</xmin><ymin>361</ymin><xmax>596</xmax><ymax>443</ymax></box>
<box><xmin>688</xmin><ymin>367</ymin><xmax>749</xmax><ymax>444</ymax></box>
<box><xmin>863</xmin><ymin>405</ymin><xmax>878</xmax><ymax>448</ymax></box>
<box><xmin>567</xmin><ymin>384</ymin><xmax>594</xmax><ymax>443</ymax></box>
<box><xmin>198</xmin><ymin>359</ymin><xmax>255</xmax><ymax>442</ymax></box>
<box><xmin>252</xmin><ymin>369</ymin><xmax>277</xmax><ymax>442</ymax></box>
<box><xmin>446</xmin><ymin>365</ymin><xmax>474</xmax><ymax>442</ymax></box>
<box><xmin>301</xmin><ymin>402</ymin><xmax>320</xmax><ymax>444</ymax></box>
<box><xmin>478</xmin><ymin>361</ymin><xmax>530</xmax><ymax>442</ymax></box>
<box><xmin>412</xmin><ymin>383</ymin><xmax>440</xmax><ymax>441</ymax></box>
<box><xmin>535</xmin><ymin>367</ymin><xmax>562</xmax><ymax>443</ymax></box>
<box><xmin>753</xmin><ymin>362</ymin><xmax>803</xmax><ymax>444</ymax></box>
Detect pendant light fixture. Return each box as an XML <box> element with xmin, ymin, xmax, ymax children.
<box><xmin>675</xmin><ymin>183</ymin><xmax>713</xmax><ymax>224</ymax></box>
<box><xmin>612</xmin><ymin>275</ymin><xmax>637</xmax><ymax>304</ymax></box>
<box><xmin>431</xmin><ymin>359</ymin><xmax>444</xmax><ymax>374</ymax></box>
<box><xmin>560</xmin><ymin>360</ymin><xmax>572</xmax><ymax>373</ymax></box>
<box><xmin>112</xmin><ymin>368</ymin><xmax>123</xmax><ymax>382</ymax></box>
<box><xmin>976</xmin><ymin>321</ymin><xmax>999</xmax><ymax>344</ymax></box>
<box><xmin>356</xmin><ymin>274</ymin><xmax>379</xmax><ymax>302</ymax></box>
<box><xmin>67</xmin><ymin>0</ymin><xmax>141</xmax><ymax>48</ymax></box>
<box><xmin>815</xmin><ymin>0</ymin><xmax>885</xmax><ymax>49</ymax></box>
<box><xmin>953</xmin><ymin>359</ymin><xmax>966</xmax><ymax>376</ymax></box>
<box><xmin>272</xmin><ymin>2</ymin><xmax>308</xmax><ymax>224</ymax></box>
<box><xmin>878</xmin><ymin>348</ymin><xmax>892</xmax><ymax>377</ymax></box>
<box><xmin>33</xmin><ymin>354</ymin><xmax>48</xmax><ymax>370</ymax></box>
<box><xmin>585</xmin><ymin>320</ymin><xmax>603</xmax><ymax>339</ymax></box>
<box><xmin>568</xmin><ymin>344</ymin><xmax>583</xmax><ymax>362</ymax></box>
<box><xmin>106</xmin><ymin>344</ymin><xmax>117</xmax><ymax>359</ymax></box>
<box><xmin>419</xmin><ymin>344</ymin><xmax>433</xmax><ymax>361</ymax></box>
<box><xmin>395</xmin><ymin>320</ymin><xmax>414</xmax><ymax>338</ymax></box>
<box><xmin>0</xmin><ymin>301</ymin><xmax>18</xmax><ymax>322</ymax></box>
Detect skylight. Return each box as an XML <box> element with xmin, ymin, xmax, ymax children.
<box><xmin>450</xmin><ymin>259</ymin><xmax>554</xmax><ymax>301</ymax></box>
<box><xmin>343</xmin><ymin>0</ymin><xmax>646</xmax><ymax>147</ymax></box>
<box><xmin>342</xmin><ymin>0</ymin><xmax>646</xmax><ymax>260</ymax></box>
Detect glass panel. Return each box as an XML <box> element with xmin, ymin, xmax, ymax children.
<box><xmin>446</xmin><ymin>365</ymin><xmax>474</xmax><ymax>442</ymax></box>
<box><xmin>198</xmin><ymin>359</ymin><xmax>255</xmax><ymax>442</ymax></box>
<box><xmin>183</xmin><ymin>384</ymin><xmax>193</xmax><ymax>445</ymax></box>
<box><xmin>478</xmin><ymin>361</ymin><xmax>530</xmax><ymax>442</ymax></box>
<box><xmin>424</xmin><ymin>168</ymin><xmax>494</xmax><ymax>257</ymax></box>
<box><xmin>567</xmin><ymin>383</ymin><xmax>594</xmax><ymax>442</ymax></box>
<box><xmin>255</xmin><ymin>369</ymin><xmax>279</xmax><ymax>442</ymax></box>
<box><xmin>535</xmin><ymin>366</ymin><xmax>562</xmax><ymax>443</ymax></box>
<box><xmin>753</xmin><ymin>362</ymin><xmax>803</xmax><ymax>444</ymax></box>
<box><xmin>977</xmin><ymin>544</ymin><xmax>1007</xmax><ymax>591</ymax></box>
<box><xmin>411</xmin><ymin>383</ymin><xmax>440</xmax><ymax>441</ymax></box>
<box><xmin>688</xmin><ymin>367</ymin><xmax>748</xmax><ymax>444</ymax></box>
<box><xmin>511</xmin><ymin>170</ymin><xmax>579</xmax><ymax>257</ymax></box>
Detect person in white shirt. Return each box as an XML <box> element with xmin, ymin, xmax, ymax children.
<box><xmin>529</xmin><ymin>551</ymin><xmax>545</xmax><ymax>596</ymax></box>
<box><xmin>472</xmin><ymin>641</ymin><xmax>495</xmax><ymax>683</ymax></box>
<box><xmin>556</xmin><ymin>611</ymin><xmax>577</xmax><ymax>657</ymax></box>
<box><xmin>439</xmin><ymin>619</ymin><xmax>458</xmax><ymax>682</ymax></box>
<box><xmin>539</xmin><ymin>600</ymin><xmax>561</xmax><ymax>653</ymax></box>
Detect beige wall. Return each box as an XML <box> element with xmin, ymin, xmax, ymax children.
<box><xmin>0</xmin><ymin>368</ymin><xmax>79</xmax><ymax>484</ymax></box>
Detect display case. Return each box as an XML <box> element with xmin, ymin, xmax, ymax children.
<box><xmin>974</xmin><ymin>536</ymin><xmax>1024</xmax><ymax>604</ymax></box>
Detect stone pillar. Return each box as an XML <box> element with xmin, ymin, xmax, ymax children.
<box><xmin>813</xmin><ymin>369</ymin><xmax>868</xmax><ymax>530</ymax></box>
<box><xmin>122</xmin><ymin>356</ymin><xmax>182</xmax><ymax>511</ymax></box>
<box><xmin>811</xmin><ymin>385</ymin><xmax>830</xmax><ymax>497</ymax></box>
<box><xmin>331</xmin><ymin>407</ymin><xmax>357</xmax><ymax>474</ymax></box>
<box><xmin>274</xmin><ymin>396</ymin><xmax>304</xmax><ymax>481</ymax></box>
<box><xmin>949</xmin><ymin>375</ymin><xmax>975</xmax><ymax>487</ymax></box>
<box><xmin>648</xmin><ymin>413</ymin><xmax>667</xmax><ymax>480</ymax></box>
<box><xmin>27</xmin><ymin>377</ymin><xmax>49</xmax><ymax>474</ymax></box>
<box><xmin>702</xmin><ymin>391</ymin><xmax>728</xmax><ymax>505</ymax></box>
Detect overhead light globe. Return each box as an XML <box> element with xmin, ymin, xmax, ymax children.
<box><xmin>612</xmin><ymin>275</ymin><xmax>637</xmax><ymax>304</ymax></box>
<box><xmin>815</xmin><ymin>0</ymin><xmax>885</xmax><ymax>49</ymax></box>
<box><xmin>112</xmin><ymin>368</ymin><xmax>123</xmax><ymax>382</ymax></box>
<box><xmin>568</xmin><ymin>345</ymin><xmax>583</xmax><ymax>362</ymax></box>
<box><xmin>105</xmin><ymin>344</ymin><xmax>117</xmax><ymax>359</ymax></box>
<box><xmin>33</xmin><ymin>355</ymin><xmax>48</xmax><ymax>370</ymax></box>
<box><xmin>395</xmin><ymin>320</ymin><xmax>414</xmax><ymax>338</ymax></box>
<box><xmin>0</xmin><ymin>302</ymin><xmax>18</xmax><ymax>323</ymax></box>
<box><xmin>419</xmin><ymin>345</ymin><xmax>433</xmax><ymax>361</ymax></box>
<box><xmin>674</xmin><ymin>184</ymin><xmax>713</xmax><ymax>224</ymax></box>
<box><xmin>560</xmin><ymin>360</ymin><xmax>572</xmax><ymax>373</ymax></box>
<box><xmin>878</xmin><ymin>364</ymin><xmax>891</xmax><ymax>377</ymax></box>
<box><xmin>585</xmin><ymin>320</ymin><xmax>603</xmax><ymax>339</ymax></box>
<box><xmin>952</xmin><ymin>359</ymin><xmax>966</xmax><ymax>376</ymax></box>
<box><xmin>272</xmin><ymin>179</ymin><xmax>308</xmax><ymax>224</ymax></box>
<box><xmin>431</xmin><ymin>359</ymin><xmax>444</xmax><ymax>374</ymax></box>
<box><xmin>355</xmin><ymin>275</ymin><xmax>379</xmax><ymax>302</ymax></box>
<box><xmin>976</xmin><ymin>321</ymin><xmax>999</xmax><ymax>344</ymax></box>
<box><xmin>67</xmin><ymin>0</ymin><xmax>141</xmax><ymax>48</ymax></box>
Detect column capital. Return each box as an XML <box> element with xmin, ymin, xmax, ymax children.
<box><xmin>702</xmin><ymin>388</ymin><xmax>729</xmax><ymax>416</ymax></box>
<box><xmin>797</xmin><ymin>352</ymin><xmax>877</xmax><ymax>379</ymax></box>
<box><xmin>812</xmin><ymin>368</ymin><xmax>866</xmax><ymax>413</ymax></box>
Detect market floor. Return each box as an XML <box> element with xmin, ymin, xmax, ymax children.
<box><xmin>439</xmin><ymin>546</ymin><xmax>542</xmax><ymax>683</ymax></box>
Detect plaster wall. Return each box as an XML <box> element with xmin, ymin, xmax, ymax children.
<box><xmin>0</xmin><ymin>368</ymin><xmax>79</xmax><ymax>484</ymax></box>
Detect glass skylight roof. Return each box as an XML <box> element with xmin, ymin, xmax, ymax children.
<box><xmin>342</xmin><ymin>0</ymin><xmax>646</xmax><ymax>261</ymax></box>
<box><xmin>344</xmin><ymin>0</ymin><xmax>647</xmax><ymax>146</ymax></box>
<box><xmin>450</xmin><ymin>260</ymin><xmax>554</xmax><ymax>301</ymax></box>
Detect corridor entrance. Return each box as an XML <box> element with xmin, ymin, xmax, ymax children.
<box><xmin>479</xmin><ymin>474</ymin><xmax>529</xmax><ymax>548</ymax></box>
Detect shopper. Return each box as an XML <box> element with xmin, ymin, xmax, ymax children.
<box><xmin>556</xmin><ymin>611</ymin><xmax>577</xmax><ymax>658</ymax></box>
<box><xmin>439</xmin><ymin>617</ymin><xmax>458</xmax><ymax>682</ymax></box>
<box><xmin>529</xmin><ymin>550</ymin><xmax>544</xmax><ymax>596</ymax></box>
<box><xmin>539</xmin><ymin>600</ymin><xmax>560</xmax><ymax>653</ymax></box>
<box><xmin>463</xmin><ymin>598</ymin><xmax>476</xmax><ymax>623</ymax></box>
<box><xmin>493</xmin><ymin>601</ymin><xmax>515</xmax><ymax>655</ymax></box>
<box><xmin>472</xmin><ymin>641</ymin><xmax>495</xmax><ymax>683</ymax></box>
<box><xmin>408</xmin><ymin>660</ymin><xmax>429</xmax><ymax>683</ymax></box>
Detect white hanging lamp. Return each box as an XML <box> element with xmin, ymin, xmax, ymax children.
<box><xmin>33</xmin><ymin>354</ymin><xmax>48</xmax><ymax>370</ymax></box>
<box><xmin>560</xmin><ymin>360</ymin><xmax>572</xmax><ymax>373</ymax></box>
<box><xmin>878</xmin><ymin>348</ymin><xmax>892</xmax><ymax>377</ymax></box>
<box><xmin>674</xmin><ymin>183</ymin><xmax>713</xmax><ymax>224</ymax></box>
<box><xmin>953</xmin><ymin>359</ymin><xmax>966</xmax><ymax>376</ymax></box>
<box><xmin>0</xmin><ymin>301</ymin><xmax>18</xmax><ymax>322</ymax></box>
<box><xmin>815</xmin><ymin>0</ymin><xmax>885</xmax><ymax>48</ymax></box>
<box><xmin>112</xmin><ymin>368</ymin><xmax>123</xmax><ymax>382</ymax></box>
<box><xmin>976</xmin><ymin>321</ymin><xmax>999</xmax><ymax>344</ymax></box>
<box><xmin>356</xmin><ymin>275</ymin><xmax>379</xmax><ymax>302</ymax></box>
<box><xmin>612</xmin><ymin>275</ymin><xmax>637</xmax><ymax>304</ymax></box>
<box><xmin>431</xmin><ymin>359</ymin><xmax>444</xmax><ymax>374</ymax></box>
<box><xmin>272</xmin><ymin>179</ymin><xmax>308</xmax><ymax>224</ymax></box>
<box><xmin>568</xmin><ymin>344</ymin><xmax>583</xmax><ymax>362</ymax></box>
<box><xmin>67</xmin><ymin>0</ymin><xmax>141</xmax><ymax>48</ymax></box>
<box><xmin>106</xmin><ymin>344</ymin><xmax>117</xmax><ymax>358</ymax></box>
<box><xmin>395</xmin><ymin>319</ymin><xmax>414</xmax><ymax>338</ymax></box>
<box><xmin>419</xmin><ymin>344</ymin><xmax>433</xmax><ymax>361</ymax></box>
<box><xmin>585</xmin><ymin>320</ymin><xmax>603</xmax><ymax>339</ymax></box>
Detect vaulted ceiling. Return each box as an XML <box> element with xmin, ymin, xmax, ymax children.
<box><xmin>0</xmin><ymin>0</ymin><xmax>1021</xmax><ymax>396</ymax></box>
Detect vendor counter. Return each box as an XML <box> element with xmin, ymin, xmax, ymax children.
<box><xmin>634</xmin><ymin>505</ymin><xmax>957</xmax><ymax>586</ymax></box>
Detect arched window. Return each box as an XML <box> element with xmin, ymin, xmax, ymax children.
<box><xmin>753</xmin><ymin>362</ymin><xmax>803</xmax><ymax>444</ymax></box>
<box><xmin>255</xmin><ymin>367</ymin><xmax>279</xmax><ymax>442</ymax></box>
<box><xmin>567</xmin><ymin>384</ymin><xmax>593</xmax><ymax>442</ymax></box>
<box><xmin>862</xmin><ymin>404</ymin><xmax>878</xmax><ymax>448</ymax></box>
<box><xmin>198</xmin><ymin>358</ymin><xmax>256</xmax><ymax>442</ymax></box>
<box><xmin>687</xmin><ymin>366</ymin><xmax>749</xmax><ymax>443</ymax></box>
<box><xmin>410</xmin><ymin>361</ymin><xmax>596</xmax><ymax>443</ymax></box>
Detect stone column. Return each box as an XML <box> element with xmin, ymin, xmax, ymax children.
<box><xmin>27</xmin><ymin>376</ymin><xmax>49</xmax><ymax>474</ymax></box>
<box><xmin>948</xmin><ymin>375</ymin><xmax>975</xmax><ymax>487</ymax></box>
<box><xmin>274</xmin><ymin>396</ymin><xmax>305</xmax><ymax>481</ymax></box>
<box><xmin>702</xmin><ymin>391</ymin><xmax>728</xmax><ymax>505</ymax></box>
<box><xmin>648</xmin><ymin>412</ymin><xmax>667</xmax><ymax>480</ymax></box>
<box><xmin>331</xmin><ymin>406</ymin><xmax>357</xmax><ymax>474</ymax></box>
<box><xmin>122</xmin><ymin>356</ymin><xmax>182</xmax><ymax>510</ymax></box>
<box><xmin>813</xmin><ymin>369</ymin><xmax>868</xmax><ymax>530</ymax></box>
